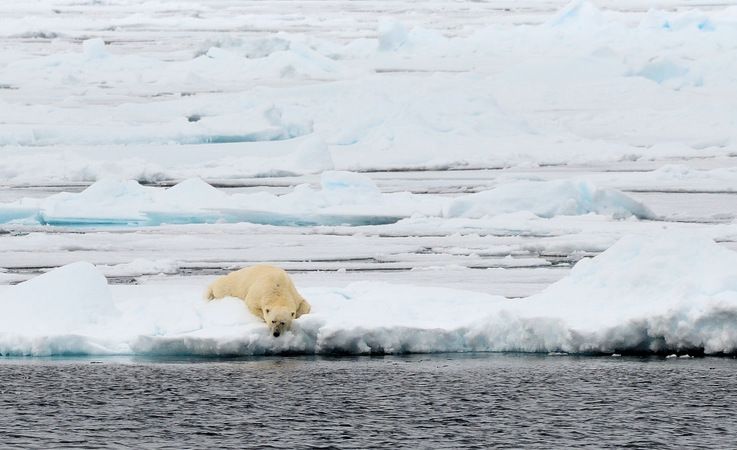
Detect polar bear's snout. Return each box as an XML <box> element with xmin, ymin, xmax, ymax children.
<box><xmin>266</xmin><ymin>308</ymin><xmax>294</xmax><ymax>338</ymax></box>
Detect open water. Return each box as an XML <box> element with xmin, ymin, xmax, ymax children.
<box><xmin>1</xmin><ymin>354</ymin><xmax>735</xmax><ymax>449</ymax></box>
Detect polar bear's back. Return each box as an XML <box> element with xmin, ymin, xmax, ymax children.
<box><xmin>205</xmin><ymin>264</ymin><xmax>295</xmax><ymax>301</ymax></box>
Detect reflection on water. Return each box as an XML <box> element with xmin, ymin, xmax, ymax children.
<box><xmin>1</xmin><ymin>353</ymin><xmax>735</xmax><ymax>448</ymax></box>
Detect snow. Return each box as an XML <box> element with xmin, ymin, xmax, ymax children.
<box><xmin>443</xmin><ymin>180</ymin><xmax>654</xmax><ymax>219</ymax></box>
<box><xmin>0</xmin><ymin>135</ymin><xmax>335</xmax><ymax>183</ymax></box>
<box><xmin>512</xmin><ymin>233</ymin><xmax>737</xmax><ymax>354</ymax></box>
<box><xmin>1</xmin><ymin>1</ymin><xmax>736</xmax><ymax>181</ymax></box>
<box><xmin>0</xmin><ymin>175</ymin><xmax>652</xmax><ymax>227</ymax></box>
<box><xmin>1</xmin><ymin>233</ymin><xmax>736</xmax><ymax>356</ymax></box>
<box><xmin>0</xmin><ymin>262</ymin><xmax>115</xmax><ymax>338</ymax></box>
<box><xmin>82</xmin><ymin>38</ymin><xmax>110</xmax><ymax>61</ymax></box>
<box><xmin>546</xmin><ymin>0</ymin><xmax>605</xmax><ymax>27</ymax></box>
<box><xmin>377</xmin><ymin>19</ymin><xmax>409</xmax><ymax>51</ymax></box>
<box><xmin>2</xmin><ymin>0</ymin><xmax>737</xmax><ymax>358</ymax></box>
<box><xmin>98</xmin><ymin>259</ymin><xmax>179</xmax><ymax>277</ymax></box>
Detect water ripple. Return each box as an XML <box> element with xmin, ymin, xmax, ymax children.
<box><xmin>0</xmin><ymin>354</ymin><xmax>735</xmax><ymax>448</ymax></box>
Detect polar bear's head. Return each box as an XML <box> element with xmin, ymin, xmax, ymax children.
<box><xmin>264</xmin><ymin>307</ymin><xmax>296</xmax><ymax>338</ymax></box>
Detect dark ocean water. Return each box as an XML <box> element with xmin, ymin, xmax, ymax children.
<box><xmin>0</xmin><ymin>354</ymin><xmax>735</xmax><ymax>449</ymax></box>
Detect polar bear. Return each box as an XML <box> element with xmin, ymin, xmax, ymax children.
<box><xmin>205</xmin><ymin>264</ymin><xmax>311</xmax><ymax>337</ymax></box>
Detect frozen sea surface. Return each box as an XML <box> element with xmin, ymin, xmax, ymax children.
<box><xmin>2</xmin><ymin>0</ymin><xmax>737</xmax><ymax>356</ymax></box>
<box><xmin>1</xmin><ymin>354</ymin><xmax>736</xmax><ymax>449</ymax></box>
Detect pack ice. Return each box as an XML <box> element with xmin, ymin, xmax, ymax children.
<box><xmin>1</xmin><ymin>1</ymin><xmax>736</xmax><ymax>182</ymax></box>
<box><xmin>1</xmin><ymin>0</ymin><xmax>736</xmax><ymax>358</ymax></box>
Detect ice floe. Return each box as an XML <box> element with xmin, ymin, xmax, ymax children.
<box><xmin>0</xmin><ymin>174</ymin><xmax>653</xmax><ymax>227</ymax></box>
<box><xmin>1</xmin><ymin>233</ymin><xmax>736</xmax><ymax>356</ymax></box>
<box><xmin>443</xmin><ymin>180</ymin><xmax>654</xmax><ymax>219</ymax></box>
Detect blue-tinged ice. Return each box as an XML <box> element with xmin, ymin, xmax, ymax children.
<box><xmin>0</xmin><ymin>175</ymin><xmax>654</xmax><ymax>228</ymax></box>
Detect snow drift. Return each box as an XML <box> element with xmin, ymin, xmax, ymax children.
<box><xmin>1</xmin><ymin>233</ymin><xmax>736</xmax><ymax>356</ymax></box>
<box><xmin>0</xmin><ymin>262</ymin><xmax>118</xmax><ymax>355</ymax></box>
<box><xmin>513</xmin><ymin>233</ymin><xmax>737</xmax><ymax>354</ymax></box>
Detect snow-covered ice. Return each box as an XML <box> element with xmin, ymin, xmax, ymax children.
<box><xmin>443</xmin><ymin>179</ymin><xmax>654</xmax><ymax>219</ymax></box>
<box><xmin>0</xmin><ymin>262</ymin><xmax>115</xmax><ymax>337</ymax></box>
<box><xmin>0</xmin><ymin>173</ymin><xmax>652</xmax><ymax>226</ymax></box>
<box><xmin>2</xmin><ymin>1</ymin><xmax>737</xmax><ymax>181</ymax></box>
<box><xmin>2</xmin><ymin>0</ymin><xmax>737</xmax><ymax>357</ymax></box>
<box><xmin>1</xmin><ymin>233</ymin><xmax>737</xmax><ymax>356</ymax></box>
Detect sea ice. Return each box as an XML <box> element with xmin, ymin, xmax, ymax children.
<box><xmin>1</xmin><ymin>1</ymin><xmax>735</xmax><ymax>181</ymax></box>
<box><xmin>0</xmin><ymin>262</ymin><xmax>115</xmax><ymax>337</ymax></box>
<box><xmin>0</xmin><ymin>175</ymin><xmax>653</xmax><ymax>227</ymax></box>
<box><xmin>1</xmin><ymin>0</ymin><xmax>736</xmax><ymax>359</ymax></box>
<box><xmin>443</xmin><ymin>180</ymin><xmax>654</xmax><ymax>219</ymax></box>
<box><xmin>2</xmin><ymin>233</ymin><xmax>736</xmax><ymax>356</ymax></box>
